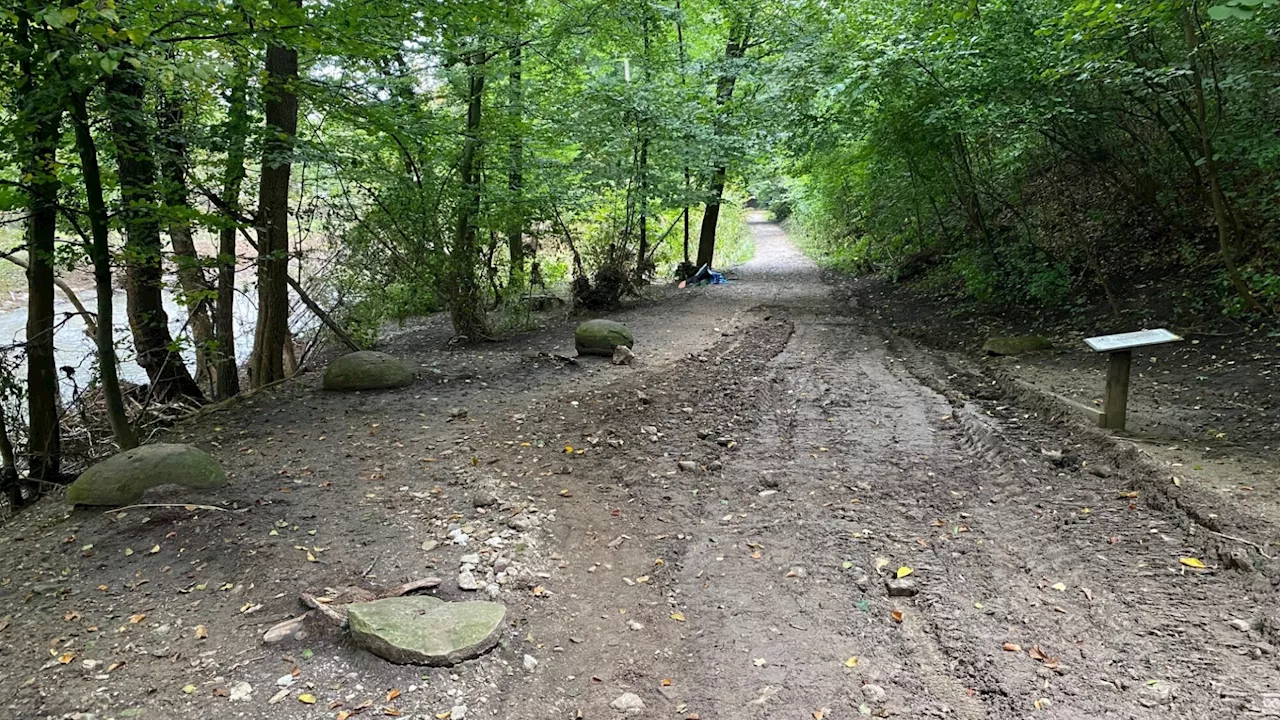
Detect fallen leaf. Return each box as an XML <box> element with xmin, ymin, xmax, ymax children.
<box><xmin>890</xmin><ymin>610</ymin><xmax>903</xmax><ymax>623</ymax></box>
<box><xmin>338</xmin><ymin>713</ymin><xmax>353</xmax><ymax>720</ymax></box>
<box><xmin>896</xmin><ymin>566</ymin><xmax>914</xmax><ymax>579</ymax></box>
<box><xmin>564</xmin><ymin>445</ymin><xmax>574</xmax><ymax>454</ymax></box>
<box><xmin>874</xmin><ymin>558</ymin><xmax>890</xmax><ymax>574</ymax></box>
<box><xmin>1050</xmin><ymin>582</ymin><xmax>1066</xmax><ymax>592</ymax></box>
<box><xmin>1028</xmin><ymin>646</ymin><xmax>1048</xmax><ymax>661</ymax></box>
<box><xmin>670</xmin><ymin>612</ymin><xmax>686</xmax><ymax>622</ymax></box>
<box><xmin>1117</xmin><ymin>491</ymin><xmax>1138</xmax><ymax>499</ymax></box>
<box><xmin>58</xmin><ymin>653</ymin><xmax>75</xmax><ymax>664</ymax></box>
<box><xmin>128</xmin><ymin>614</ymin><xmax>146</xmax><ymax>624</ymax></box>
<box><xmin>298</xmin><ymin>693</ymin><xmax>316</xmax><ymax>704</ymax></box>
<box><xmin>1034</xmin><ymin>698</ymin><xmax>1051</xmax><ymax>709</ymax></box>
<box><xmin>195</xmin><ymin>624</ymin><xmax>208</xmax><ymax>639</ymax></box>
<box><xmin>1002</xmin><ymin>642</ymin><xmax>1022</xmax><ymax>652</ymax></box>
<box><xmin>149</xmin><ymin>545</ymin><xmax>161</xmax><ymax>554</ymax></box>
<box><xmin>306</xmin><ymin>552</ymin><xmax>317</xmax><ymax>563</ymax></box>
<box><xmin>123</xmin><ymin>548</ymin><xmax>134</xmax><ymax>556</ymax></box>
<box><xmin>844</xmin><ymin>656</ymin><xmax>859</xmax><ymax>668</ymax></box>
<box><xmin>1179</xmin><ymin>557</ymin><xmax>1207</xmax><ymax>569</ymax></box>
<box><xmin>387</xmin><ymin>689</ymin><xmax>401</xmax><ymax>701</ymax></box>
<box><xmin>661</xmin><ymin>678</ymin><xmax>672</xmax><ymax>686</ymax></box>
<box><xmin>183</xmin><ymin>684</ymin><xmax>198</xmax><ymax>695</ymax></box>
<box><xmin>814</xmin><ymin>710</ymin><xmax>825</xmax><ymax>720</ymax></box>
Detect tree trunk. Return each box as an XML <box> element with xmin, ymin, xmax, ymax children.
<box><xmin>694</xmin><ymin>17</ymin><xmax>749</xmax><ymax>269</ymax></box>
<box><xmin>71</xmin><ymin>93</ymin><xmax>138</xmax><ymax>451</ymax></box>
<box><xmin>250</xmin><ymin>39</ymin><xmax>300</xmax><ymax>386</ymax></box>
<box><xmin>506</xmin><ymin>40</ymin><xmax>525</xmax><ymax>289</ymax></box>
<box><xmin>449</xmin><ymin>54</ymin><xmax>489</xmax><ymax>340</ymax></box>
<box><xmin>215</xmin><ymin>75</ymin><xmax>249</xmax><ymax>399</ymax></box>
<box><xmin>635</xmin><ymin>135</ymin><xmax>651</xmax><ymax>279</ymax></box>
<box><xmin>107</xmin><ymin>69</ymin><xmax>204</xmax><ymax>403</ymax></box>
<box><xmin>1180</xmin><ymin>8</ymin><xmax>1266</xmax><ymax>315</ymax></box>
<box><xmin>157</xmin><ymin>88</ymin><xmax>216</xmax><ymax>390</ymax></box>
<box><xmin>16</xmin><ymin>12</ymin><xmax>62</xmax><ymax>481</ymax></box>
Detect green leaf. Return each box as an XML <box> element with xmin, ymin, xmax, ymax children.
<box><xmin>1208</xmin><ymin>4</ymin><xmax>1254</xmax><ymax>19</ymax></box>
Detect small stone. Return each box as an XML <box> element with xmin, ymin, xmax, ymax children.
<box><xmin>612</xmin><ymin>345</ymin><xmax>636</xmax><ymax>365</ymax></box>
<box><xmin>1227</xmin><ymin>618</ymin><xmax>1251</xmax><ymax>632</ymax></box>
<box><xmin>228</xmin><ymin>682</ymin><xmax>253</xmax><ymax>702</ymax></box>
<box><xmin>421</xmin><ymin>540</ymin><xmax>439</xmax><ymax>552</ymax></box>
<box><xmin>627</xmin><ymin>620</ymin><xmax>644</xmax><ymax>631</ymax></box>
<box><xmin>677</xmin><ymin>460</ymin><xmax>698</xmax><ymax>472</ymax></box>
<box><xmin>716</xmin><ymin>436</ymin><xmax>733</xmax><ymax>446</ymax></box>
<box><xmin>471</xmin><ymin>492</ymin><xmax>497</xmax><ymax>508</ymax></box>
<box><xmin>862</xmin><ymin>684</ymin><xmax>886</xmax><ymax>703</ymax></box>
<box><xmin>886</xmin><ymin>578</ymin><xmax>919</xmax><ymax>597</ymax></box>
<box><xmin>697</xmin><ymin>429</ymin><xmax>713</xmax><ymax>439</ymax></box>
<box><xmin>450</xmin><ymin>407</ymin><xmax>468</xmax><ymax>419</ymax></box>
<box><xmin>458</xmin><ymin>570</ymin><xmax>480</xmax><ymax>591</ymax></box>
<box><xmin>1138</xmin><ymin>679</ymin><xmax>1176</xmax><ymax>705</ymax></box>
<box><xmin>636</xmin><ymin>391</ymin><xmax>651</xmax><ymax>404</ymax></box>
<box><xmin>450</xmin><ymin>706</ymin><xmax>468</xmax><ymax>720</ymax></box>
<box><xmin>610</xmin><ymin>692</ymin><xmax>646</xmax><ymax>714</ymax></box>
<box><xmin>786</xmin><ymin>566</ymin><xmax>806</xmax><ymax>578</ymax></box>
<box><xmin>1229</xmin><ymin>547</ymin><xmax>1254</xmax><ymax>573</ymax></box>
<box><xmin>523</xmin><ymin>654</ymin><xmax>538</xmax><ymax>672</ymax></box>
<box><xmin>485</xmin><ymin>584</ymin><xmax>501</xmax><ymax>598</ymax></box>
<box><xmin>708</xmin><ymin>460</ymin><xmax>723</xmax><ymax>471</ymax></box>
<box><xmin>275</xmin><ymin>674</ymin><xmax>295</xmax><ymax>687</ymax></box>
<box><xmin>507</xmin><ymin>517</ymin><xmax>531</xmax><ymax>531</ymax></box>
<box><xmin>641</xmin><ymin>425</ymin><xmax>658</xmax><ymax>436</ymax></box>
<box><xmin>460</xmin><ymin>554</ymin><xmax>481</xmax><ymax>566</ymax></box>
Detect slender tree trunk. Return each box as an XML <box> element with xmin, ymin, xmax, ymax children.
<box><xmin>1180</xmin><ymin>8</ymin><xmax>1266</xmax><ymax>315</ymax></box>
<box><xmin>157</xmin><ymin>89</ymin><xmax>216</xmax><ymax>390</ymax></box>
<box><xmin>0</xmin><ymin>404</ymin><xmax>21</xmax><ymax>508</ymax></box>
<box><xmin>215</xmin><ymin>75</ymin><xmax>249</xmax><ymax>399</ymax></box>
<box><xmin>695</xmin><ymin>16</ymin><xmax>749</xmax><ymax>269</ymax></box>
<box><xmin>506</xmin><ymin>40</ymin><xmax>525</xmax><ymax>289</ymax></box>
<box><xmin>16</xmin><ymin>12</ymin><xmax>62</xmax><ymax>481</ymax></box>
<box><xmin>107</xmin><ymin>69</ymin><xmax>204</xmax><ymax>402</ymax></box>
<box><xmin>250</xmin><ymin>38</ymin><xmax>300</xmax><ymax>386</ymax></box>
<box><xmin>634</xmin><ymin>18</ymin><xmax>651</xmax><ymax>283</ymax></box>
<box><xmin>449</xmin><ymin>53</ymin><xmax>489</xmax><ymax>340</ymax></box>
<box><xmin>71</xmin><ymin>93</ymin><xmax>138</xmax><ymax>451</ymax></box>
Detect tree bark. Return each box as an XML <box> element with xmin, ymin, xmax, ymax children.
<box><xmin>250</xmin><ymin>38</ymin><xmax>300</xmax><ymax>386</ymax></box>
<box><xmin>449</xmin><ymin>53</ymin><xmax>489</xmax><ymax>340</ymax></box>
<box><xmin>71</xmin><ymin>92</ymin><xmax>138</xmax><ymax>451</ymax></box>
<box><xmin>695</xmin><ymin>17</ymin><xmax>749</xmax><ymax>269</ymax></box>
<box><xmin>506</xmin><ymin>40</ymin><xmax>525</xmax><ymax>289</ymax></box>
<box><xmin>107</xmin><ymin>69</ymin><xmax>204</xmax><ymax>402</ymax></box>
<box><xmin>157</xmin><ymin>88</ymin><xmax>216</xmax><ymax>389</ymax></box>
<box><xmin>16</xmin><ymin>11</ymin><xmax>62</xmax><ymax>481</ymax></box>
<box><xmin>215</xmin><ymin>75</ymin><xmax>249</xmax><ymax>399</ymax></box>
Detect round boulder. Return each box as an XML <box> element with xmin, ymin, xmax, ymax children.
<box><xmin>323</xmin><ymin>351</ymin><xmax>414</xmax><ymax>391</ymax></box>
<box><xmin>575</xmin><ymin>319</ymin><xmax>634</xmax><ymax>357</ymax></box>
<box><xmin>66</xmin><ymin>443</ymin><xmax>227</xmax><ymax>506</ymax></box>
<box><xmin>347</xmin><ymin>596</ymin><xmax>506</xmax><ymax>666</ymax></box>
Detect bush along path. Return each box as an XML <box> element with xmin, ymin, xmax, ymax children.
<box><xmin>3</xmin><ymin>216</ymin><xmax>1278</xmax><ymax>719</ymax></box>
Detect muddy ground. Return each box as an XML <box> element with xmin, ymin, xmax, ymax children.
<box><xmin>3</xmin><ymin>215</ymin><xmax>1279</xmax><ymax>720</ymax></box>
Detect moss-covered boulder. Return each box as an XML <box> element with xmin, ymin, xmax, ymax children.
<box><xmin>574</xmin><ymin>319</ymin><xmax>634</xmax><ymax>357</ymax></box>
<box><xmin>322</xmin><ymin>351</ymin><xmax>414</xmax><ymax>391</ymax></box>
<box><xmin>982</xmin><ymin>335</ymin><xmax>1053</xmax><ymax>356</ymax></box>
<box><xmin>347</xmin><ymin>596</ymin><xmax>506</xmax><ymax>666</ymax></box>
<box><xmin>66</xmin><ymin>443</ymin><xmax>227</xmax><ymax>506</ymax></box>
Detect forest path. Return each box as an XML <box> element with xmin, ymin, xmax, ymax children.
<box><xmin>487</xmin><ymin>215</ymin><xmax>1280</xmax><ymax>719</ymax></box>
<box><xmin>3</xmin><ymin>216</ymin><xmax>1277</xmax><ymax>720</ymax></box>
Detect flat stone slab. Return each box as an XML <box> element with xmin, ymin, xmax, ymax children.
<box><xmin>323</xmin><ymin>351</ymin><xmax>414</xmax><ymax>391</ymax></box>
<box><xmin>347</xmin><ymin>596</ymin><xmax>505</xmax><ymax>666</ymax></box>
<box><xmin>66</xmin><ymin>443</ymin><xmax>227</xmax><ymax>506</ymax></box>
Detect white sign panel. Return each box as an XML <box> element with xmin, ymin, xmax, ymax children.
<box><xmin>1084</xmin><ymin>328</ymin><xmax>1182</xmax><ymax>353</ymax></box>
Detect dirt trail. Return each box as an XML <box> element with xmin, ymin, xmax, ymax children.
<box><xmin>4</xmin><ymin>216</ymin><xmax>1279</xmax><ymax>720</ymax></box>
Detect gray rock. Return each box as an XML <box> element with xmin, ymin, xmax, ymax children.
<box><xmin>228</xmin><ymin>681</ymin><xmax>253</xmax><ymax>702</ymax></box>
<box><xmin>575</xmin><ymin>319</ymin><xmax>634</xmax><ymax>357</ymax></box>
<box><xmin>982</xmin><ymin>335</ymin><xmax>1053</xmax><ymax>356</ymax></box>
<box><xmin>677</xmin><ymin>460</ymin><xmax>699</xmax><ymax>472</ymax></box>
<box><xmin>458</xmin><ymin>569</ymin><xmax>480</xmax><ymax>591</ymax></box>
<box><xmin>862</xmin><ymin>684</ymin><xmax>886</xmax><ymax>703</ymax></box>
<box><xmin>886</xmin><ymin>578</ymin><xmax>919</xmax><ymax>597</ymax></box>
<box><xmin>610</xmin><ymin>692</ymin><xmax>645</xmax><ymax>714</ymax></box>
<box><xmin>347</xmin><ymin>596</ymin><xmax>506</xmax><ymax>666</ymax></box>
<box><xmin>66</xmin><ymin>443</ymin><xmax>227</xmax><ymax>506</ymax></box>
<box><xmin>612</xmin><ymin>345</ymin><xmax>636</xmax><ymax>365</ymax></box>
<box><xmin>322</xmin><ymin>351</ymin><xmax>414</xmax><ymax>391</ymax></box>
<box><xmin>523</xmin><ymin>653</ymin><xmax>538</xmax><ymax>672</ymax></box>
<box><xmin>1227</xmin><ymin>618</ymin><xmax>1252</xmax><ymax>632</ymax></box>
<box><xmin>450</xmin><ymin>706</ymin><xmax>468</xmax><ymax>720</ymax></box>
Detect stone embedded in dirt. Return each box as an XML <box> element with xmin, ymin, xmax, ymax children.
<box><xmin>458</xmin><ymin>569</ymin><xmax>480</xmax><ymax>591</ymax></box>
<box><xmin>981</xmin><ymin>335</ymin><xmax>1053</xmax><ymax>356</ymax></box>
<box><xmin>322</xmin><ymin>350</ymin><xmax>414</xmax><ymax>391</ymax></box>
<box><xmin>421</xmin><ymin>540</ymin><xmax>439</xmax><ymax>552</ymax></box>
<box><xmin>460</xmin><ymin>554</ymin><xmax>481</xmax><ymax>566</ymax></box>
<box><xmin>575</xmin><ymin>319</ymin><xmax>635</xmax><ymax>357</ymax></box>
<box><xmin>886</xmin><ymin>578</ymin><xmax>919</xmax><ymax>597</ymax></box>
<box><xmin>677</xmin><ymin>460</ymin><xmax>699</xmax><ymax>472</ymax></box>
<box><xmin>1227</xmin><ymin>618</ymin><xmax>1251</xmax><ymax>632</ymax></box>
<box><xmin>66</xmin><ymin>443</ymin><xmax>227</xmax><ymax>506</ymax></box>
<box><xmin>612</xmin><ymin>344</ymin><xmax>636</xmax><ymax>365</ymax></box>
<box><xmin>1138</xmin><ymin>679</ymin><xmax>1177</xmax><ymax>706</ymax></box>
<box><xmin>450</xmin><ymin>706</ymin><xmax>468</xmax><ymax>720</ymax></box>
<box><xmin>471</xmin><ymin>491</ymin><xmax>497</xmax><ymax>508</ymax></box>
<box><xmin>862</xmin><ymin>684</ymin><xmax>886</xmax><ymax>703</ymax></box>
<box><xmin>228</xmin><ymin>682</ymin><xmax>253</xmax><ymax>702</ymax></box>
<box><xmin>610</xmin><ymin>692</ymin><xmax>646</xmax><ymax>714</ymax></box>
<box><xmin>346</xmin><ymin>596</ymin><xmax>506</xmax><ymax>666</ymax></box>
<box><xmin>523</xmin><ymin>653</ymin><xmax>538</xmax><ymax>672</ymax></box>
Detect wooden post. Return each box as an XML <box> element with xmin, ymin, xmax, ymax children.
<box><xmin>1102</xmin><ymin>350</ymin><xmax>1132</xmax><ymax>430</ymax></box>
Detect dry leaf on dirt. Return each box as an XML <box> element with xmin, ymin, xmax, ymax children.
<box><xmin>670</xmin><ymin>612</ymin><xmax>686</xmax><ymax>622</ymax></box>
<box><xmin>297</xmin><ymin>693</ymin><xmax>316</xmax><ymax>704</ymax></box>
<box><xmin>387</xmin><ymin>689</ymin><xmax>401</xmax><ymax>701</ymax></box>
<box><xmin>1002</xmin><ymin>642</ymin><xmax>1022</xmax><ymax>652</ymax></box>
<box><xmin>194</xmin><ymin>624</ymin><xmax>208</xmax><ymax>639</ymax></box>
<box><xmin>1179</xmin><ymin>557</ymin><xmax>1207</xmax><ymax>569</ymax></box>
<box><xmin>844</xmin><ymin>656</ymin><xmax>860</xmax><ymax>668</ymax></box>
<box><xmin>128</xmin><ymin>614</ymin><xmax>146</xmax><ymax>624</ymax></box>
<box><xmin>897</xmin><ymin>566</ymin><xmax>913</xmax><ymax>579</ymax></box>
<box><xmin>890</xmin><ymin>610</ymin><xmax>903</xmax><ymax>623</ymax></box>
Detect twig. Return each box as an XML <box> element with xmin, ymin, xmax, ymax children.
<box><xmin>1204</xmin><ymin>528</ymin><xmax>1275</xmax><ymax>560</ymax></box>
<box><xmin>301</xmin><ymin>593</ymin><xmax>347</xmax><ymax>627</ymax></box>
<box><xmin>106</xmin><ymin>503</ymin><xmax>234</xmax><ymax>514</ymax></box>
